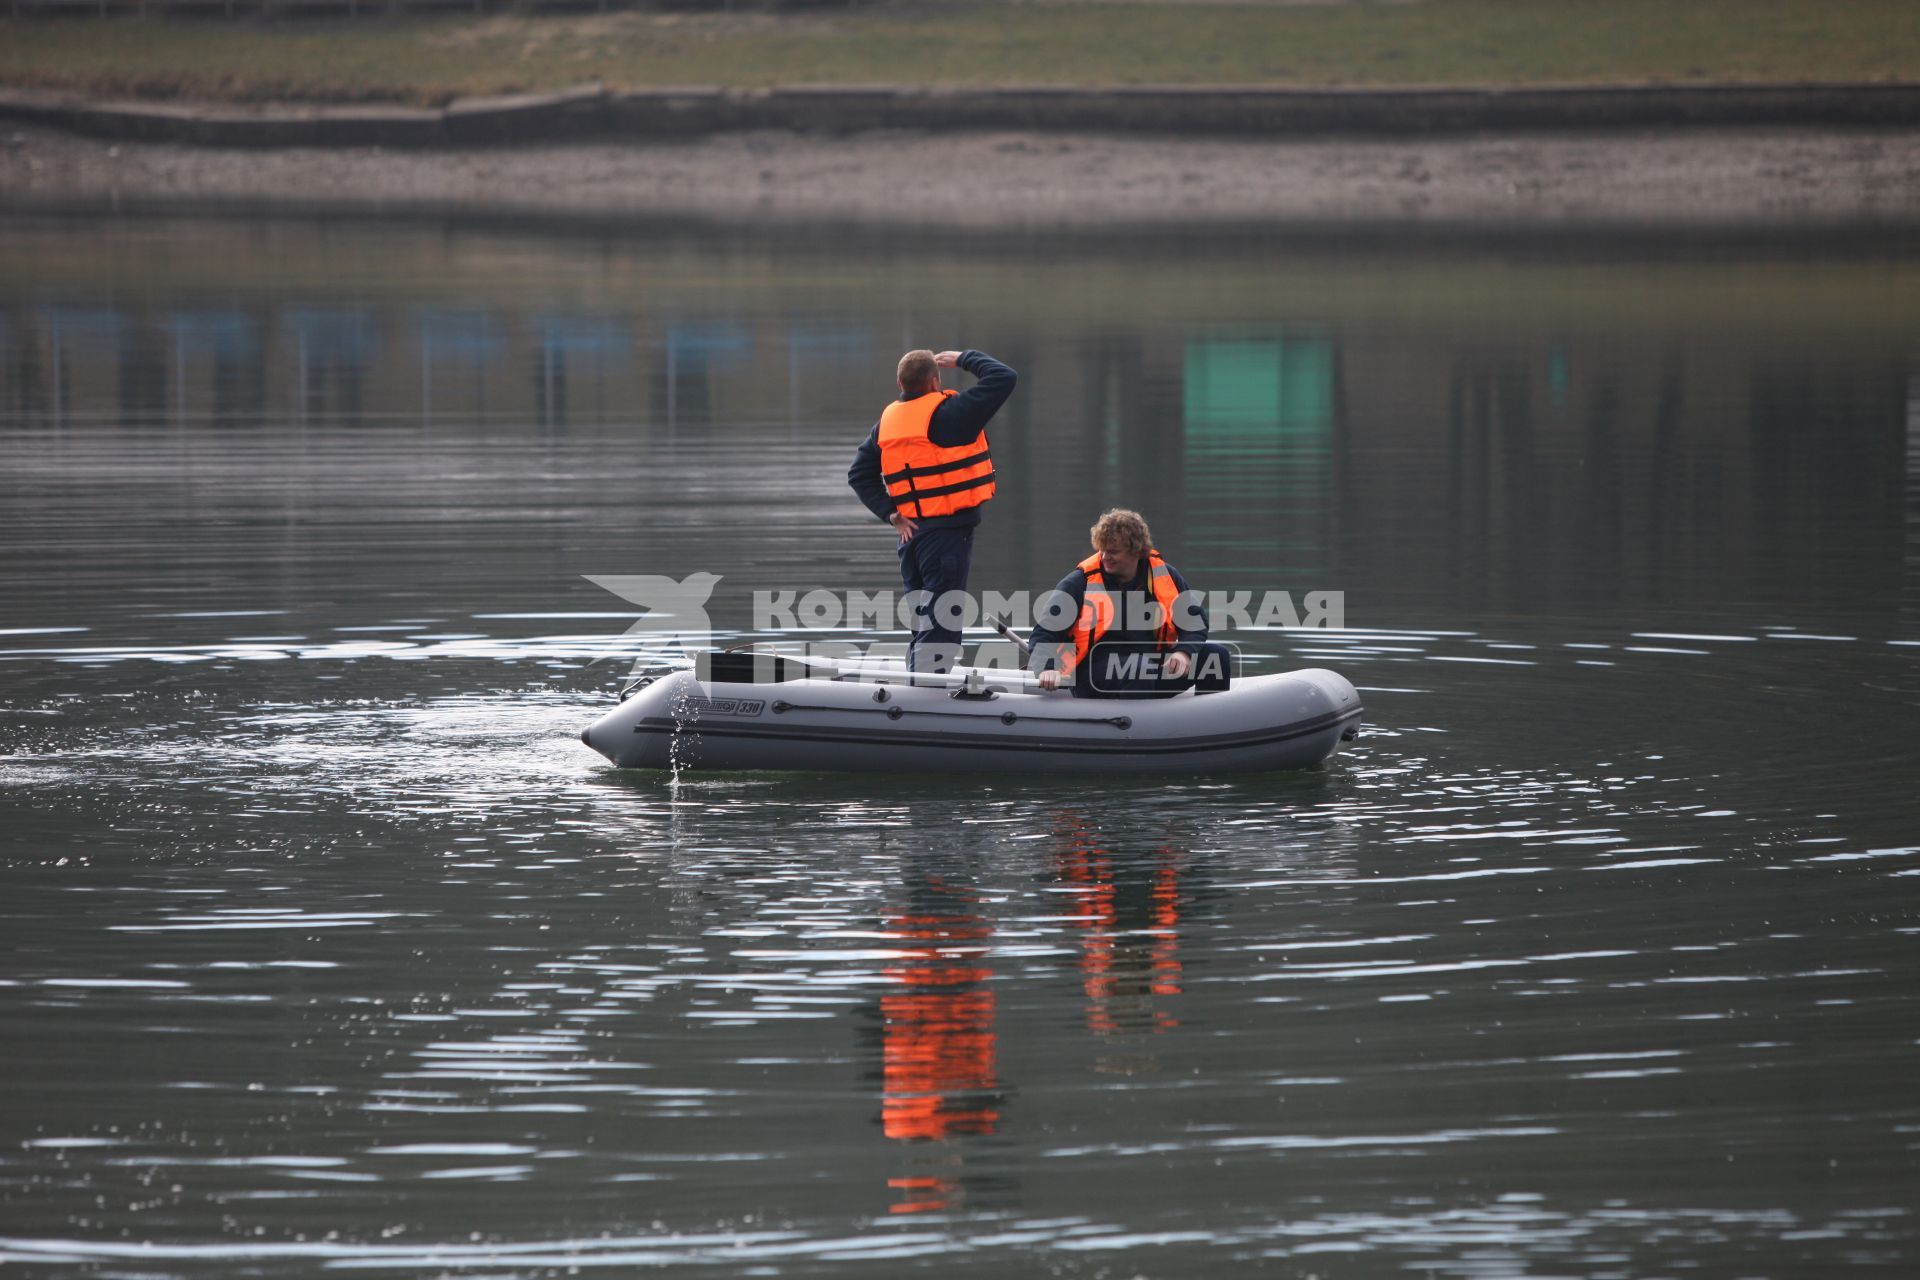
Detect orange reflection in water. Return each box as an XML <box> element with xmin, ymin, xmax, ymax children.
<box><xmin>880</xmin><ymin>886</ymin><xmax>1000</xmax><ymax>1146</ymax></box>
<box><xmin>1053</xmin><ymin>814</ymin><xmax>1187</xmax><ymax>1036</ymax></box>
<box><xmin>879</xmin><ymin>878</ymin><xmax>1000</xmax><ymax>1215</ymax></box>
<box><xmin>885</xmin><ymin>1174</ymin><xmax>956</xmax><ymax>1216</ymax></box>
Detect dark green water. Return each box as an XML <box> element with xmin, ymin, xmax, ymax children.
<box><xmin>1</xmin><ymin>214</ymin><xmax>1916</xmax><ymax>1276</ymax></box>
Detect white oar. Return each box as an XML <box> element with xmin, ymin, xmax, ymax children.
<box><xmin>728</xmin><ymin>648</ymin><xmax>1040</xmax><ymax>691</ymax></box>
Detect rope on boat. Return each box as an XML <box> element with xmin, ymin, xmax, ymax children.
<box><xmin>769</xmin><ymin>700</ymin><xmax>1131</xmax><ymax>731</ymax></box>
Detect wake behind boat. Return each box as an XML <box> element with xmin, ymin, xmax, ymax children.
<box><xmin>579</xmin><ymin>654</ymin><xmax>1362</xmax><ymax>775</ymax></box>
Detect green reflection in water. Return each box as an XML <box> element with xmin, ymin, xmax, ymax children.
<box><xmin>1184</xmin><ymin>335</ymin><xmax>1332</xmax><ymax>444</ymax></box>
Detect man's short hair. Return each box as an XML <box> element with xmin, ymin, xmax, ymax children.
<box><xmin>1091</xmin><ymin>508</ymin><xmax>1152</xmax><ymax>555</ymax></box>
<box><xmin>896</xmin><ymin>349</ymin><xmax>938</xmax><ymax>394</ymax></box>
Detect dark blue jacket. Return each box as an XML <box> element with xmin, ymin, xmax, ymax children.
<box><xmin>847</xmin><ymin>350</ymin><xmax>1018</xmax><ymax>531</ymax></box>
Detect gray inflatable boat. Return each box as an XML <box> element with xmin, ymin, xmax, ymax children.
<box><xmin>580</xmin><ymin>659</ymin><xmax>1361</xmax><ymax>775</ymax></box>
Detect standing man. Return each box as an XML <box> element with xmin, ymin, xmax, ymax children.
<box><xmin>848</xmin><ymin>348</ymin><xmax>1018</xmax><ymax>673</ymax></box>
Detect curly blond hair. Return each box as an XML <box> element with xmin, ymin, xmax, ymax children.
<box><xmin>1090</xmin><ymin>508</ymin><xmax>1152</xmax><ymax>555</ymax></box>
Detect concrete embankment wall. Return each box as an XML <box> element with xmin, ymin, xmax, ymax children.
<box><xmin>3</xmin><ymin>82</ymin><xmax>1920</xmax><ymax>147</ymax></box>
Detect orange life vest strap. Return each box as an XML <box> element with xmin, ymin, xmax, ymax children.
<box><xmin>1065</xmin><ymin>550</ymin><xmax>1183</xmax><ymax>677</ymax></box>
<box><xmin>877</xmin><ymin>389</ymin><xmax>995</xmax><ymax>520</ymax></box>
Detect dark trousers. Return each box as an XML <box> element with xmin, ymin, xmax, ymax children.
<box><xmin>898</xmin><ymin>524</ymin><xmax>974</xmax><ymax>673</ymax></box>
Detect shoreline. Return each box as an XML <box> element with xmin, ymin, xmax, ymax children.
<box><xmin>5</xmin><ymin>121</ymin><xmax>1920</xmax><ymax>231</ymax></box>
<box><xmin>5</xmin><ymin>82</ymin><xmax>1920</xmax><ymax>149</ymax></box>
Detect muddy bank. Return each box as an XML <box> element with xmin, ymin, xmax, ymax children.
<box><xmin>5</xmin><ymin>123</ymin><xmax>1919</xmax><ymax>229</ymax></box>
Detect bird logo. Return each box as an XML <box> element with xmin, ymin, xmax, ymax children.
<box><xmin>581</xmin><ymin>571</ymin><xmax>722</xmax><ymax>669</ymax></box>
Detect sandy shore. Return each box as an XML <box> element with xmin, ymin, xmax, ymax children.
<box><xmin>5</xmin><ymin>123</ymin><xmax>1920</xmax><ymax>228</ymax></box>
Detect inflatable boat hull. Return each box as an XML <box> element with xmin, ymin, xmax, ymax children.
<box><xmin>581</xmin><ymin>667</ymin><xmax>1361</xmax><ymax>776</ymax></box>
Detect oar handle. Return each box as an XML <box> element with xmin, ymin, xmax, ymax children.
<box><xmin>990</xmin><ymin>613</ymin><xmax>1032</xmax><ymax>659</ymax></box>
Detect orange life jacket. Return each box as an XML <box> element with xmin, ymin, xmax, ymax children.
<box><xmin>879</xmin><ymin>390</ymin><xmax>995</xmax><ymax>520</ymax></box>
<box><xmin>1066</xmin><ymin>550</ymin><xmax>1183</xmax><ymax>677</ymax></box>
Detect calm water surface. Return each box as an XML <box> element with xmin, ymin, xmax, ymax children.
<box><xmin>1</xmin><ymin>214</ymin><xmax>1917</xmax><ymax>1276</ymax></box>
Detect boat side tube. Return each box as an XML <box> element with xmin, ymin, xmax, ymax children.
<box><xmin>581</xmin><ymin>666</ymin><xmax>1362</xmax><ymax>776</ymax></box>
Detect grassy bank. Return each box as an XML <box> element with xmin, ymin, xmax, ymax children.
<box><xmin>1</xmin><ymin>0</ymin><xmax>1917</xmax><ymax>106</ymax></box>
